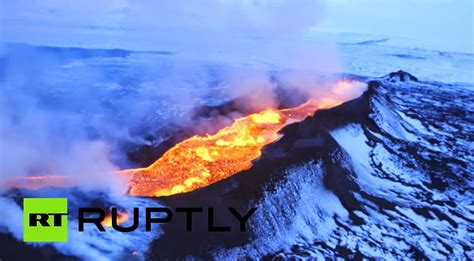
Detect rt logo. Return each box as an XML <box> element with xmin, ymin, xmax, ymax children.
<box><xmin>23</xmin><ymin>198</ymin><xmax>68</xmax><ymax>242</ymax></box>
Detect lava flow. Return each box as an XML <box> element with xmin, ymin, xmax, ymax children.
<box><xmin>3</xmin><ymin>80</ymin><xmax>361</xmax><ymax>196</ymax></box>
<box><xmin>102</xmin><ymin>211</ymin><xmax>130</xmax><ymax>228</ymax></box>
<box><xmin>118</xmin><ymin>97</ymin><xmax>342</xmax><ymax>197</ymax></box>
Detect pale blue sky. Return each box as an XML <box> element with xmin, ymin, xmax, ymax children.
<box><xmin>320</xmin><ymin>0</ymin><xmax>473</xmax><ymax>53</ymax></box>
<box><xmin>1</xmin><ymin>0</ymin><xmax>473</xmax><ymax>53</ymax></box>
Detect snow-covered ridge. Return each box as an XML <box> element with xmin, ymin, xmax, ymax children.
<box><xmin>209</xmin><ymin>71</ymin><xmax>473</xmax><ymax>259</ymax></box>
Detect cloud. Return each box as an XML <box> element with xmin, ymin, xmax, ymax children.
<box><xmin>1</xmin><ymin>0</ymin><xmax>328</xmax><ymax>55</ymax></box>
<box><xmin>0</xmin><ymin>0</ymin><xmax>339</xmax><ymax>191</ymax></box>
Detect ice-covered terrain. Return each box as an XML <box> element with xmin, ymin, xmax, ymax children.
<box><xmin>335</xmin><ymin>33</ymin><xmax>474</xmax><ymax>83</ymax></box>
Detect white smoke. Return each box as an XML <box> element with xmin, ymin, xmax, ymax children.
<box><xmin>0</xmin><ymin>194</ymin><xmax>163</xmax><ymax>260</ymax></box>
<box><xmin>0</xmin><ymin>1</ymin><xmax>355</xmax><ymax>259</ymax></box>
<box><xmin>0</xmin><ymin>0</ymin><xmax>340</xmax><ymax>182</ymax></box>
<box><xmin>0</xmin><ymin>197</ymin><xmax>23</xmax><ymax>240</ymax></box>
<box><xmin>1</xmin><ymin>0</ymin><xmax>327</xmax><ymax>48</ymax></box>
<box><xmin>0</xmin><ymin>45</ymin><xmax>129</xmax><ymax>193</ymax></box>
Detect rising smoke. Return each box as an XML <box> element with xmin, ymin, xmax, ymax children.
<box><xmin>0</xmin><ymin>1</ymin><xmax>356</xmax><ymax>257</ymax></box>
<box><xmin>0</xmin><ymin>0</ymin><xmax>339</xmax><ymax>185</ymax></box>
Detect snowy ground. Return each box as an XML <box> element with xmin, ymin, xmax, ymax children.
<box><xmin>333</xmin><ymin>33</ymin><xmax>474</xmax><ymax>84</ymax></box>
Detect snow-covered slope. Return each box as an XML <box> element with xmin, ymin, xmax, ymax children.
<box><xmin>244</xmin><ymin>71</ymin><xmax>473</xmax><ymax>259</ymax></box>
<box><xmin>153</xmin><ymin>71</ymin><xmax>473</xmax><ymax>259</ymax></box>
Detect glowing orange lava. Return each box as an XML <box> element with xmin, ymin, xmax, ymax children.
<box><xmin>118</xmin><ymin>97</ymin><xmax>341</xmax><ymax>197</ymax></box>
<box><xmin>102</xmin><ymin>212</ymin><xmax>130</xmax><ymax>228</ymax></box>
<box><xmin>3</xmin><ymin>79</ymin><xmax>363</xmax><ymax>196</ymax></box>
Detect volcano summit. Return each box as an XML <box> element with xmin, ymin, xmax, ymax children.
<box><xmin>146</xmin><ymin>71</ymin><xmax>473</xmax><ymax>259</ymax></box>
<box><xmin>3</xmin><ymin>70</ymin><xmax>471</xmax><ymax>260</ymax></box>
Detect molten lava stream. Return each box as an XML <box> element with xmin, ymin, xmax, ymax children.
<box><xmin>119</xmin><ymin>98</ymin><xmax>341</xmax><ymax>197</ymax></box>
<box><xmin>2</xmin><ymin>98</ymin><xmax>342</xmax><ymax>196</ymax></box>
<box><xmin>102</xmin><ymin>211</ymin><xmax>130</xmax><ymax>228</ymax></box>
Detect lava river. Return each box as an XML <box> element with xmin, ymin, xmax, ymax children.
<box><xmin>119</xmin><ymin>97</ymin><xmax>341</xmax><ymax>197</ymax></box>
<box><xmin>4</xmin><ymin>80</ymin><xmax>363</xmax><ymax>196</ymax></box>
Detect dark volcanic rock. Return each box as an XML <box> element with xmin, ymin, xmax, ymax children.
<box><xmin>384</xmin><ymin>70</ymin><xmax>418</xmax><ymax>82</ymax></box>
<box><xmin>147</xmin><ymin>79</ymin><xmax>379</xmax><ymax>259</ymax></box>
<box><xmin>0</xmin><ymin>233</ymin><xmax>77</xmax><ymax>261</ymax></box>
<box><xmin>148</xmin><ymin>72</ymin><xmax>473</xmax><ymax>259</ymax></box>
